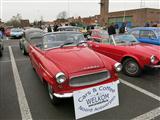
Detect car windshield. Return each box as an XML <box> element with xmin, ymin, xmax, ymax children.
<box><xmin>113</xmin><ymin>34</ymin><xmax>139</xmax><ymax>45</ymax></box>
<box><xmin>43</xmin><ymin>32</ymin><xmax>85</xmax><ymax>49</ymax></box>
<box><xmin>99</xmin><ymin>30</ymin><xmax>109</xmax><ymax>38</ymax></box>
<box><xmin>59</xmin><ymin>27</ymin><xmax>80</xmax><ymax>32</ymax></box>
<box><xmin>12</xmin><ymin>29</ymin><xmax>22</xmax><ymax>32</ymax></box>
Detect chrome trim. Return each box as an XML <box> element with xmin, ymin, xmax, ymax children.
<box><xmin>150</xmin><ymin>55</ymin><xmax>156</xmax><ymax>63</ymax></box>
<box><xmin>146</xmin><ymin>64</ymin><xmax>160</xmax><ymax>68</ymax></box>
<box><xmin>53</xmin><ymin>93</ymin><xmax>73</xmax><ymax>98</ymax></box>
<box><xmin>39</xmin><ymin>64</ymin><xmax>53</xmax><ymax>78</ymax></box>
<box><xmin>70</xmin><ymin>70</ymin><xmax>108</xmax><ymax>79</ymax></box>
<box><xmin>114</xmin><ymin>62</ymin><xmax>122</xmax><ymax>72</ymax></box>
<box><xmin>70</xmin><ymin>70</ymin><xmax>111</xmax><ymax>87</ymax></box>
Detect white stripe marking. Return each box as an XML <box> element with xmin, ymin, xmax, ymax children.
<box><xmin>120</xmin><ymin>79</ymin><xmax>160</xmax><ymax>101</ymax></box>
<box><xmin>131</xmin><ymin>107</ymin><xmax>160</xmax><ymax>120</ymax></box>
<box><xmin>9</xmin><ymin>46</ymin><xmax>32</xmax><ymax>120</ymax></box>
<box><xmin>120</xmin><ymin>79</ymin><xmax>160</xmax><ymax>120</ymax></box>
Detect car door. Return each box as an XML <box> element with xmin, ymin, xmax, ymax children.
<box><xmin>90</xmin><ymin>38</ymin><xmax>124</xmax><ymax>62</ymax></box>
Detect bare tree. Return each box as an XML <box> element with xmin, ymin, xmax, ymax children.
<box><xmin>57</xmin><ymin>11</ymin><xmax>68</xmax><ymax>20</ymax></box>
<box><xmin>6</xmin><ymin>13</ymin><xmax>22</xmax><ymax>27</ymax></box>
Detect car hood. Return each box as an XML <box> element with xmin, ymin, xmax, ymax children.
<box><xmin>127</xmin><ymin>43</ymin><xmax>160</xmax><ymax>58</ymax></box>
<box><xmin>45</xmin><ymin>47</ymin><xmax>105</xmax><ymax>74</ymax></box>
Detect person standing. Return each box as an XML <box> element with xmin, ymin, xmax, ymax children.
<box><xmin>47</xmin><ymin>25</ymin><xmax>52</xmax><ymax>32</ymax></box>
<box><xmin>119</xmin><ymin>22</ymin><xmax>126</xmax><ymax>34</ymax></box>
<box><xmin>53</xmin><ymin>24</ymin><xmax>58</xmax><ymax>32</ymax></box>
<box><xmin>114</xmin><ymin>23</ymin><xmax>119</xmax><ymax>34</ymax></box>
<box><xmin>108</xmin><ymin>23</ymin><xmax>116</xmax><ymax>35</ymax></box>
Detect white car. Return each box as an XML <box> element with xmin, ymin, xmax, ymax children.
<box><xmin>10</xmin><ymin>28</ymin><xmax>24</xmax><ymax>38</ymax></box>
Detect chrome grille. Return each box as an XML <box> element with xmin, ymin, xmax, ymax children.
<box><xmin>69</xmin><ymin>70</ymin><xmax>110</xmax><ymax>87</ymax></box>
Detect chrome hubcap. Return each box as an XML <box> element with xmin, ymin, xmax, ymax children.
<box><xmin>126</xmin><ymin>62</ymin><xmax>138</xmax><ymax>74</ymax></box>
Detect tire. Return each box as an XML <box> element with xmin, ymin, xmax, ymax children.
<box><xmin>122</xmin><ymin>58</ymin><xmax>142</xmax><ymax>77</ymax></box>
<box><xmin>47</xmin><ymin>83</ymin><xmax>60</xmax><ymax>105</ymax></box>
<box><xmin>21</xmin><ymin>45</ymin><xmax>27</xmax><ymax>55</ymax></box>
<box><xmin>19</xmin><ymin>42</ymin><xmax>22</xmax><ymax>49</ymax></box>
<box><xmin>0</xmin><ymin>50</ymin><xmax>2</xmax><ymax>57</ymax></box>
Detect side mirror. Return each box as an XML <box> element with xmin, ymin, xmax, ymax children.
<box><xmin>35</xmin><ymin>43</ymin><xmax>43</xmax><ymax>48</ymax></box>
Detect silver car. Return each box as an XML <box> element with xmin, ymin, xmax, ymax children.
<box><xmin>19</xmin><ymin>28</ymin><xmax>44</xmax><ymax>55</ymax></box>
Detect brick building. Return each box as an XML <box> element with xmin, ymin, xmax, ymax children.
<box><xmin>20</xmin><ymin>19</ymin><xmax>30</xmax><ymax>27</ymax></box>
<box><xmin>107</xmin><ymin>8</ymin><xmax>160</xmax><ymax>27</ymax></box>
<box><xmin>80</xmin><ymin>8</ymin><xmax>160</xmax><ymax>27</ymax></box>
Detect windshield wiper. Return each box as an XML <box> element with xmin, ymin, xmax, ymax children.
<box><xmin>60</xmin><ymin>41</ymin><xmax>74</xmax><ymax>48</ymax></box>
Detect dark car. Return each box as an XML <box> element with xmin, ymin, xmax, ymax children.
<box><xmin>19</xmin><ymin>28</ymin><xmax>44</xmax><ymax>55</ymax></box>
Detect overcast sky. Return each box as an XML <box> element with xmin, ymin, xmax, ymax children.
<box><xmin>1</xmin><ymin>0</ymin><xmax>160</xmax><ymax>22</ymax></box>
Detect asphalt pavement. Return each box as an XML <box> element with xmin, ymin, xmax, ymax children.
<box><xmin>0</xmin><ymin>38</ymin><xmax>160</xmax><ymax>120</ymax></box>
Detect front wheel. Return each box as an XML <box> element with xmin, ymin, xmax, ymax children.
<box><xmin>47</xmin><ymin>83</ymin><xmax>60</xmax><ymax>105</ymax></box>
<box><xmin>122</xmin><ymin>58</ymin><xmax>142</xmax><ymax>77</ymax></box>
<box><xmin>21</xmin><ymin>45</ymin><xmax>27</xmax><ymax>55</ymax></box>
<box><xmin>19</xmin><ymin>42</ymin><xmax>22</xmax><ymax>49</ymax></box>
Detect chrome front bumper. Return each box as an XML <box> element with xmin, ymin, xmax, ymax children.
<box><xmin>146</xmin><ymin>64</ymin><xmax>160</xmax><ymax>68</ymax></box>
<box><xmin>53</xmin><ymin>93</ymin><xmax>73</xmax><ymax>98</ymax></box>
<box><xmin>53</xmin><ymin>80</ymin><xmax>120</xmax><ymax>98</ymax></box>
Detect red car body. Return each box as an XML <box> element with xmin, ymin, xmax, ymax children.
<box><xmin>5</xmin><ymin>28</ymin><xmax>11</xmax><ymax>37</ymax></box>
<box><xmin>28</xmin><ymin>32</ymin><xmax>121</xmax><ymax>103</ymax></box>
<box><xmin>89</xmin><ymin>31</ymin><xmax>160</xmax><ymax>76</ymax></box>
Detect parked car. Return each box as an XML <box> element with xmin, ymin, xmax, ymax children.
<box><xmin>19</xmin><ymin>28</ymin><xmax>44</xmax><ymax>55</ymax></box>
<box><xmin>5</xmin><ymin>28</ymin><xmax>11</xmax><ymax>37</ymax></box>
<box><xmin>90</xmin><ymin>29</ymin><xmax>109</xmax><ymax>42</ymax></box>
<box><xmin>0</xmin><ymin>38</ymin><xmax>3</xmax><ymax>57</ymax></box>
<box><xmin>57</xmin><ymin>26</ymin><xmax>81</xmax><ymax>32</ymax></box>
<box><xmin>88</xmin><ymin>34</ymin><xmax>160</xmax><ymax>77</ymax></box>
<box><xmin>10</xmin><ymin>28</ymin><xmax>24</xmax><ymax>38</ymax></box>
<box><xmin>129</xmin><ymin>27</ymin><xmax>160</xmax><ymax>45</ymax></box>
<box><xmin>28</xmin><ymin>31</ymin><xmax>122</xmax><ymax>104</ymax></box>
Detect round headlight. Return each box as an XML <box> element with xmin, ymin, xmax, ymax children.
<box><xmin>114</xmin><ymin>62</ymin><xmax>122</xmax><ymax>72</ymax></box>
<box><xmin>150</xmin><ymin>55</ymin><xmax>156</xmax><ymax>63</ymax></box>
<box><xmin>55</xmin><ymin>72</ymin><xmax>66</xmax><ymax>84</ymax></box>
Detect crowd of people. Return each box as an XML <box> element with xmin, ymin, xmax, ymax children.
<box><xmin>105</xmin><ymin>22</ymin><xmax>127</xmax><ymax>36</ymax></box>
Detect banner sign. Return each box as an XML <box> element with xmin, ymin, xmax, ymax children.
<box><xmin>73</xmin><ymin>81</ymin><xmax>119</xmax><ymax>119</ymax></box>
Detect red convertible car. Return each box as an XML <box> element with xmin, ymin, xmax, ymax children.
<box><xmin>28</xmin><ymin>31</ymin><xmax>122</xmax><ymax>104</ymax></box>
<box><xmin>88</xmin><ymin>34</ymin><xmax>160</xmax><ymax>77</ymax></box>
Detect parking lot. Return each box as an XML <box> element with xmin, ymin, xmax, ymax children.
<box><xmin>0</xmin><ymin>38</ymin><xmax>160</xmax><ymax>120</ymax></box>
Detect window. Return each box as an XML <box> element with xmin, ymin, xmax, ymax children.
<box><xmin>131</xmin><ymin>30</ymin><xmax>139</xmax><ymax>38</ymax></box>
<box><xmin>42</xmin><ymin>33</ymin><xmax>85</xmax><ymax>49</ymax></box>
<box><xmin>149</xmin><ymin>31</ymin><xmax>156</xmax><ymax>39</ymax></box>
<box><xmin>140</xmin><ymin>30</ymin><xmax>156</xmax><ymax>39</ymax></box>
